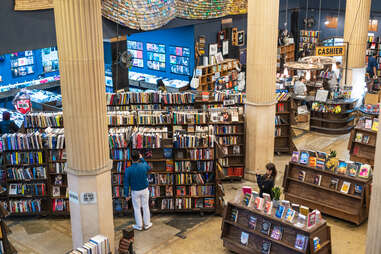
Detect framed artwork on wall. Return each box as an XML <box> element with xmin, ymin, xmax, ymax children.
<box><xmin>237</xmin><ymin>31</ymin><xmax>245</xmax><ymax>46</ymax></box>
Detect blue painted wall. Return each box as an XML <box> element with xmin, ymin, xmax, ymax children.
<box><xmin>127</xmin><ymin>26</ymin><xmax>195</xmax><ymax>81</ymax></box>
<box><xmin>0</xmin><ymin>49</ymin><xmax>59</xmax><ymax>86</ymax></box>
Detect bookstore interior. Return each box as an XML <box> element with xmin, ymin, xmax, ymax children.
<box><xmin>1</xmin><ymin>0</ymin><xmax>381</xmax><ymax>253</ymax></box>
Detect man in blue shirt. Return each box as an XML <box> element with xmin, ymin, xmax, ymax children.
<box><xmin>367</xmin><ymin>52</ymin><xmax>378</xmax><ymax>79</ymax></box>
<box><xmin>124</xmin><ymin>150</ymin><xmax>152</xmax><ymax>231</ymax></box>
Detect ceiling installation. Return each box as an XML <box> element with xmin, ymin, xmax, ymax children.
<box><xmin>14</xmin><ymin>0</ymin><xmax>247</xmax><ymax>31</ymax></box>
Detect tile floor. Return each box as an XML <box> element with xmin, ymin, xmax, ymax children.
<box><xmin>6</xmin><ymin>130</ymin><xmax>367</xmax><ymax>254</ymax></box>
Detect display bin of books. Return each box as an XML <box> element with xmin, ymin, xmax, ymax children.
<box><xmin>275</xmin><ymin>92</ymin><xmax>294</xmax><ymax>154</ymax></box>
<box><xmin>221</xmin><ymin>202</ymin><xmax>332</xmax><ymax>254</ymax></box>
<box><xmin>348</xmin><ymin>117</ymin><xmax>378</xmax><ymax>166</ymax></box>
<box><xmin>309</xmin><ymin>99</ymin><xmax>356</xmax><ymax>134</ymax></box>
<box><xmin>283</xmin><ymin>151</ymin><xmax>372</xmax><ymax>225</ymax></box>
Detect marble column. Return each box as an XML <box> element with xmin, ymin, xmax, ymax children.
<box><xmin>245</xmin><ymin>0</ymin><xmax>279</xmax><ymax>180</ymax></box>
<box><xmin>342</xmin><ymin>0</ymin><xmax>371</xmax><ymax>102</ymax></box>
<box><xmin>53</xmin><ymin>0</ymin><xmax>114</xmax><ymax>251</ymax></box>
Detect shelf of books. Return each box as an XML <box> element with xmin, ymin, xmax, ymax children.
<box><xmin>299</xmin><ymin>30</ymin><xmax>320</xmax><ymax>52</ymax></box>
<box><xmin>366</xmin><ymin>35</ymin><xmax>381</xmax><ymax>77</ymax></box>
<box><xmin>45</xmin><ymin>128</ymin><xmax>69</xmax><ymax>215</ymax></box>
<box><xmin>213</xmin><ymin>108</ymin><xmax>245</xmax><ymax>180</ymax></box>
<box><xmin>2</xmin><ymin>133</ymin><xmax>50</xmax><ymax>216</ymax></box>
<box><xmin>221</xmin><ymin>200</ymin><xmax>331</xmax><ymax>254</ymax></box>
<box><xmin>275</xmin><ymin>92</ymin><xmax>294</xmax><ymax>154</ymax></box>
<box><xmin>283</xmin><ymin>150</ymin><xmax>372</xmax><ymax>225</ymax></box>
<box><xmin>310</xmin><ymin>99</ymin><xmax>356</xmax><ymax>135</ymax></box>
<box><xmin>348</xmin><ymin>117</ymin><xmax>378</xmax><ymax>166</ymax></box>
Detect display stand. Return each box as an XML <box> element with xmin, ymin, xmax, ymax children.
<box><xmin>310</xmin><ymin>99</ymin><xmax>356</xmax><ymax>134</ymax></box>
<box><xmin>196</xmin><ymin>59</ymin><xmax>240</xmax><ymax>91</ymax></box>
<box><xmin>221</xmin><ymin>202</ymin><xmax>332</xmax><ymax>254</ymax></box>
<box><xmin>283</xmin><ymin>161</ymin><xmax>371</xmax><ymax>225</ymax></box>
<box><xmin>348</xmin><ymin>126</ymin><xmax>377</xmax><ymax>166</ymax></box>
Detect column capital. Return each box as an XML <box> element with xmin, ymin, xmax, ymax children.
<box><xmin>66</xmin><ymin>160</ymin><xmax>113</xmax><ymax>176</ymax></box>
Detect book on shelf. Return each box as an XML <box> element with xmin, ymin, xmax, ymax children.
<box><xmin>299</xmin><ymin>205</ymin><xmax>309</xmax><ymax>216</ymax></box>
<box><xmin>294</xmin><ymin>234</ymin><xmax>308</xmax><ymax>251</ymax></box>
<box><xmin>336</xmin><ymin>161</ymin><xmax>347</xmax><ymax>174</ymax></box>
<box><xmin>372</xmin><ymin>118</ymin><xmax>379</xmax><ymax>131</ymax></box>
<box><xmin>355</xmin><ymin>132</ymin><xmax>363</xmax><ymax>142</ymax></box>
<box><xmin>329</xmin><ymin>178</ymin><xmax>339</xmax><ymax>190</ymax></box>
<box><xmin>313</xmin><ymin>237</ymin><xmax>321</xmax><ymax>251</ymax></box>
<box><xmin>231</xmin><ymin>208</ymin><xmax>239</xmax><ymax>222</ymax></box>
<box><xmin>284</xmin><ymin>208</ymin><xmax>296</xmax><ymax>223</ymax></box>
<box><xmin>254</xmin><ymin>197</ymin><xmax>264</xmax><ymax>211</ymax></box>
<box><xmin>248</xmin><ymin>215</ymin><xmax>257</xmax><ymax>230</ymax></box>
<box><xmin>260</xmin><ymin>220</ymin><xmax>271</xmax><ymax>235</ymax></box>
<box><xmin>240</xmin><ymin>231</ymin><xmax>249</xmax><ymax>246</ymax></box>
<box><xmin>270</xmin><ymin>225</ymin><xmax>283</xmax><ymax>240</ymax></box>
<box><xmin>313</xmin><ymin>175</ymin><xmax>322</xmax><ymax>185</ymax></box>
<box><xmin>291</xmin><ymin>151</ymin><xmax>299</xmax><ymax>163</ymax></box>
<box><xmin>359</xmin><ymin>164</ymin><xmax>372</xmax><ymax>178</ymax></box>
<box><xmin>299</xmin><ymin>151</ymin><xmax>309</xmax><ymax>165</ymax></box>
<box><xmin>354</xmin><ymin>184</ymin><xmax>363</xmax><ymax>196</ymax></box>
<box><xmin>340</xmin><ymin>181</ymin><xmax>351</xmax><ymax>194</ymax></box>
<box><xmin>275</xmin><ymin>205</ymin><xmax>285</xmax><ymax>219</ymax></box>
<box><xmin>10</xmin><ymin>199</ymin><xmax>42</xmax><ymax>213</ymax></box>
<box><xmin>347</xmin><ymin>162</ymin><xmax>359</xmax><ymax>177</ymax></box>
<box><xmin>7</xmin><ymin>166</ymin><xmax>47</xmax><ymax>180</ymax></box>
<box><xmin>264</xmin><ymin>201</ymin><xmax>273</xmax><ymax>215</ymax></box>
<box><xmin>261</xmin><ymin>240</ymin><xmax>271</xmax><ymax>254</ymax></box>
<box><xmin>52</xmin><ymin>186</ymin><xmax>60</xmax><ymax>197</ymax></box>
<box><xmin>307</xmin><ymin>210</ymin><xmax>317</xmax><ymax>228</ymax></box>
<box><xmin>298</xmin><ymin>170</ymin><xmax>306</xmax><ymax>181</ymax></box>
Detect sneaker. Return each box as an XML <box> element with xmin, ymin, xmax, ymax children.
<box><xmin>132</xmin><ymin>224</ymin><xmax>142</xmax><ymax>231</ymax></box>
<box><xmin>144</xmin><ymin>223</ymin><xmax>153</xmax><ymax>230</ymax></box>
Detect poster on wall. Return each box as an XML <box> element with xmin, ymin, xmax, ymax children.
<box><xmin>146</xmin><ymin>43</ymin><xmax>166</xmax><ymax>72</ymax></box>
<box><xmin>41</xmin><ymin>47</ymin><xmax>59</xmax><ymax>73</ymax></box>
<box><xmin>237</xmin><ymin>31</ymin><xmax>245</xmax><ymax>46</ymax></box>
<box><xmin>169</xmin><ymin>46</ymin><xmax>191</xmax><ymax>76</ymax></box>
<box><xmin>209</xmin><ymin>44</ymin><xmax>218</xmax><ymax>56</ymax></box>
<box><xmin>127</xmin><ymin>40</ymin><xmax>144</xmax><ymax>68</ymax></box>
<box><xmin>10</xmin><ymin>50</ymin><xmax>35</xmax><ymax>77</ymax></box>
<box><xmin>222</xmin><ymin>40</ymin><xmax>229</xmax><ymax>56</ymax></box>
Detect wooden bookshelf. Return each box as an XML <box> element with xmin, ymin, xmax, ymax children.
<box><xmin>310</xmin><ymin>99</ymin><xmax>357</xmax><ymax>135</ymax></box>
<box><xmin>196</xmin><ymin>59</ymin><xmax>240</xmax><ymax>91</ymax></box>
<box><xmin>348</xmin><ymin>126</ymin><xmax>377</xmax><ymax>166</ymax></box>
<box><xmin>275</xmin><ymin>96</ymin><xmax>294</xmax><ymax>154</ymax></box>
<box><xmin>221</xmin><ymin>202</ymin><xmax>332</xmax><ymax>254</ymax></box>
<box><xmin>283</xmin><ymin>161</ymin><xmax>372</xmax><ymax>225</ymax></box>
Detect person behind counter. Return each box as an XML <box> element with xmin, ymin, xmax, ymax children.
<box><xmin>256</xmin><ymin>163</ymin><xmax>277</xmax><ymax>199</ymax></box>
<box><xmin>293</xmin><ymin>76</ymin><xmax>307</xmax><ymax>96</ymax></box>
<box><xmin>0</xmin><ymin>111</ymin><xmax>19</xmax><ymax>134</ymax></box>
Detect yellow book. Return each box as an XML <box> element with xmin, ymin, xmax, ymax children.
<box><xmin>372</xmin><ymin>119</ymin><xmax>379</xmax><ymax>131</ymax></box>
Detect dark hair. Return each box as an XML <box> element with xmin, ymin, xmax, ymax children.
<box><xmin>157</xmin><ymin>79</ymin><xmax>165</xmax><ymax>88</ymax></box>
<box><xmin>2</xmin><ymin>111</ymin><xmax>10</xmax><ymax>121</ymax></box>
<box><xmin>131</xmin><ymin>150</ymin><xmax>140</xmax><ymax>162</ymax></box>
<box><xmin>266</xmin><ymin>163</ymin><xmax>277</xmax><ymax>179</ymax></box>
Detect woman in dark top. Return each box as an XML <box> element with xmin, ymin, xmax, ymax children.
<box><xmin>0</xmin><ymin>111</ymin><xmax>19</xmax><ymax>134</ymax></box>
<box><xmin>256</xmin><ymin>163</ymin><xmax>277</xmax><ymax>199</ymax></box>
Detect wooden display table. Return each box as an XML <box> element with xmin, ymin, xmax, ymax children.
<box><xmin>283</xmin><ymin>162</ymin><xmax>371</xmax><ymax>225</ymax></box>
<box><xmin>221</xmin><ymin>202</ymin><xmax>332</xmax><ymax>254</ymax></box>
<box><xmin>348</xmin><ymin>127</ymin><xmax>377</xmax><ymax>166</ymax></box>
<box><xmin>310</xmin><ymin>98</ymin><xmax>356</xmax><ymax>134</ymax></box>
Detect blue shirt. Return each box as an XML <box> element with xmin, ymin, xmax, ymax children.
<box><xmin>124</xmin><ymin>158</ymin><xmax>151</xmax><ymax>196</ymax></box>
<box><xmin>367</xmin><ymin>56</ymin><xmax>377</xmax><ymax>76</ymax></box>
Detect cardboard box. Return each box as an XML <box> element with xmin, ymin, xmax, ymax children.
<box><xmin>365</xmin><ymin>93</ymin><xmax>379</xmax><ymax>105</ymax></box>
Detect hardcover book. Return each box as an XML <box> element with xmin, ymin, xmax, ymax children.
<box><xmin>240</xmin><ymin>231</ymin><xmax>249</xmax><ymax>246</ymax></box>
<box><xmin>359</xmin><ymin>164</ymin><xmax>371</xmax><ymax>178</ymax></box>
<box><xmin>347</xmin><ymin>162</ymin><xmax>359</xmax><ymax>177</ymax></box>
<box><xmin>313</xmin><ymin>175</ymin><xmax>322</xmax><ymax>185</ymax></box>
<box><xmin>248</xmin><ymin>216</ymin><xmax>257</xmax><ymax>230</ymax></box>
<box><xmin>354</xmin><ymin>184</ymin><xmax>363</xmax><ymax>196</ymax></box>
<box><xmin>284</xmin><ymin>208</ymin><xmax>296</xmax><ymax>223</ymax></box>
<box><xmin>261</xmin><ymin>220</ymin><xmax>272</xmax><ymax>235</ymax></box>
<box><xmin>261</xmin><ymin>240</ymin><xmax>271</xmax><ymax>254</ymax></box>
<box><xmin>275</xmin><ymin>205</ymin><xmax>285</xmax><ymax>219</ymax></box>
<box><xmin>270</xmin><ymin>226</ymin><xmax>283</xmax><ymax>240</ymax></box>
<box><xmin>299</xmin><ymin>151</ymin><xmax>309</xmax><ymax>165</ymax></box>
<box><xmin>340</xmin><ymin>181</ymin><xmax>351</xmax><ymax>194</ymax></box>
<box><xmin>291</xmin><ymin>151</ymin><xmax>300</xmax><ymax>162</ymax></box>
<box><xmin>295</xmin><ymin>234</ymin><xmax>308</xmax><ymax>250</ymax></box>
<box><xmin>336</xmin><ymin>160</ymin><xmax>347</xmax><ymax>174</ymax></box>
<box><xmin>329</xmin><ymin>178</ymin><xmax>339</xmax><ymax>190</ymax></box>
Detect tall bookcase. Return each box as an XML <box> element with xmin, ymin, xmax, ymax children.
<box><xmin>299</xmin><ymin>30</ymin><xmax>320</xmax><ymax>53</ymax></box>
<box><xmin>275</xmin><ymin>93</ymin><xmax>294</xmax><ymax>154</ymax></box>
<box><xmin>366</xmin><ymin>35</ymin><xmax>381</xmax><ymax>77</ymax></box>
<box><xmin>283</xmin><ymin>161</ymin><xmax>371</xmax><ymax>225</ymax></box>
<box><xmin>221</xmin><ymin>202</ymin><xmax>332</xmax><ymax>254</ymax></box>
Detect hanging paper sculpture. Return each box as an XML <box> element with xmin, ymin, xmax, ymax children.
<box><xmin>176</xmin><ymin>0</ymin><xmax>229</xmax><ymax>19</ymax></box>
<box><xmin>227</xmin><ymin>0</ymin><xmax>247</xmax><ymax>15</ymax></box>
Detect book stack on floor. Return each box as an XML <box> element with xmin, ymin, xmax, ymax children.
<box><xmin>2</xmin><ymin>132</ymin><xmax>49</xmax><ymax>216</ymax></box>
<box><xmin>68</xmin><ymin>235</ymin><xmax>110</xmax><ymax>254</ymax></box>
<box><xmin>221</xmin><ymin>186</ymin><xmax>331</xmax><ymax>254</ymax></box>
<box><xmin>348</xmin><ymin>116</ymin><xmax>378</xmax><ymax>166</ymax></box>
<box><xmin>275</xmin><ymin>91</ymin><xmax>294</xmax><ymax>154</ymax></box>
<box><xmin>212</xmin><ymin>108</ymin><xmax>245</xmax><ymax>180</ymax></box>
<box><xmin>283</xmin><ymin>150</ymin><xmax>372</xmax><ymax>225</ymax></box>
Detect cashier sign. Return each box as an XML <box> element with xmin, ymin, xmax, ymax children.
<box><xmin>315</xmin><ymin>46</ymin><xmax>345</xmax><ymax>57</ymax></box>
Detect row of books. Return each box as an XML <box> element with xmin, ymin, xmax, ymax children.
<box><xmin>217</xmin><ymin>136</ymin><xmax>239</xmax><ymax>145</ymax></box>
<box><xmin>276</xmin><ymin>103</ymin><xmax>287</xmax><ymax>113</ymax></box>
<box><xmin>24</xmin><ymin>112</ymin><xmax>63</xmax><ymax>128</ymax></box>
<box><xmin>112</xmin><ymin>174</ymin><xmax>122</xmax><ymax>185</ymax></box>
<box><xmin>1</xmin><ymin>133</ymin><xmax>43</xmax><ymax>151</ymax></box>
<box><xmin>224</xmin><ymin>167</ymin><xmax>244</xmax><ymax>177</ymax></box>
<box><xmin>49</xmin><ymin>150</ymin><xmax>65</xmax><ymax>162</ymax></box>
<box><xmin>291</xmin><ymin>150</ymin><xmax>372</xmax><ymax>179</ymax></box>
<box><xmin>52</xmin><ymin>162</ymin><xmax>67</xmax><ymax>174</ymax></box>
<box><xmin>274</xmin><ymin>127</ymin><xmax>285</xmax><ymax>137</ymax></box>
<box><xmin>174</xmin><ymin>161</ymin><xmax>214</xmax><ymax>172</ymax></box>
<box><xmin>209</xmin><ymin>109</ymin><xmax>240</xmax><ymax>123</ymax></box>
<box><xmin>113</xmin><ymin>199</ymin><xmax>129</xmax><ymax>212</ymax></box>
<box><xmin>215</xmin><ymin>125</ymin><xmax>241</xmax><ymax>134</ymax></box>
<box><xmin>110</xmin><ymin>149</ymin><xmax>131</xmax><ymax>160</ymax></box>
<box><xmin>9</xmin><ymin>199</ymin><xmax>42</xmax><ymax>213</ymax></box>
<box><xmin>113</xmin><ymin>186</ymin><xmax>124</xmax><ymax>198</ymax></box>
<box><xmin>276</xmin><ymin>92</ymin><xmax>290</xmax><ymax>102</ymax></box>
<box><xmin>107</xmin><ymin>111</ymin><xmax>135</xmax><ymax>126</ymax></box>
<box><xmin>357</xmin><ymin>117</ymin><xmax>379</xmax><ymax>131</ymax></box>
<box><xmin>176</xmin><ymin>197</ymin><xmax>215</xmax><ymax>209</ymax></box>
<box><xmin>173</xmin><ymin>111</ymin><xmax>208</xmax><ymax>125</ymax></box>
<box><xmin>44</xmin><ymin>131</ymin><xmax>65</xmax><ymax>149</ymax></box>
<box><xmin>275</xmin><ymin>115</ymin><xmax>288</xmax><ymax>125</ymax></box>
<box><xmin>300</xmin><ymin>30</ymin><xmax>320</xmax><ymax>37</ymax></box>
<box><xmin>131</xmin><ymin>127</ymin><xmax>168</xmax><ymax>149</ymax></box>
<box><xmin>137</xmin><ymin>112</ymin><xmax>172</xmax><ymax>125</ymax></box>
<box><xmin>174</xmin><ymin>125</ymin><xmax>213</xmax><ymax>135</ymax></box>
<box><xmin>7</xmin><ymin>167</ymin><xmax>47</xmax><ymax>180</ymax></box>
<box><xmin>188</xmin><ymin>148</ymin><xmax>214</xmax><ymax>160</ymax></box>
<box><xmin>174</xmin><ymin>173</ymin><xmax>212</xmax><ymax>185</ymax></box>
<box><xmin>213</xmin><ymin>91</ymin><xmax>245</xmax><ymax>104</ymax></box>
<box><xmin>9</xmin><ymin>183</ymin><xmax>46</xmax><ymax>196</ymax></box>
<box><xmin>69</xmin><ymin>235</ymin><xmax>110</xmax><ymax>254</ymax></box>
<box><xmin>218</xmin><ymin>158</ymin><xmax>241</xmax><ymax>167</ymax></box>
<box><xmin>4</xmin><ymin>151</ymin><xmax>44</xmax><ymax>165</ymax></box>
<box><xmin>149</xmin><ymin>185</ymin><xmax>173</xmax><ymax>198</ymax></box>
<box><xmin>113</xmin><ymin>161</ymin><xmax>131</xmax><ymax>173</ymax></box>
<box><xmin>106</xmin><ymin>92</ymin><xmax>196</xmax><ymax>105</ymax></box>
<box><xmin>173</xmin><ymin>134</ymin><xmax>214</xmax><ymax>148</ymax></box>
<box><xmin>52</xmin><ymin>199</ymin><xmax>69</xmax><ymax>212</ymax></box>
<box><xmin>148</xmin><ymin>174</ymin><xmax>174</xmax><ymax>185</ymax></box>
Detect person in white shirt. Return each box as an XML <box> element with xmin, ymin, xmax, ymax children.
<box><xmin>294</xmin><ymin>77</ymin><xmax>307</xmax><ymax>96</ymax></box>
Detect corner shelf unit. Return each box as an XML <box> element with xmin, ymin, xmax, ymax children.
<box><xmin>348</xmin><ymin>127</ymin><xmax>377</xmax><ymax>166</ymax></box>
<box><xmin>283</xmin><ymin>162</ymin><xmax>371</xmax><ymax>225</ymax></box>
<box><xmin>310</xmin><ymin>99</ymin><xmax>357</xmax><ymax>135</ymax></box>
<box><xmin>221</xmin><ymin>202</ymin><xmax>332</xmax><ymax>254</ymax></box>
<box><xmin>275</xmin><ymin>97</ymin><xmax>294</xmax><ymax>154</ymax></box>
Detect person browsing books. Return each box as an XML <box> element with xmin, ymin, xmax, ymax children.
<box><xmin>0</xmin><ymin>111</ymin><xmax>19</xmax><ymax>134</ymax></box>
<box><xmin>256</xmin><ymin>163</ymin><xmax>277</xmax><ymax>199</ymax></box>
<box><xmin>124</xmin><ymin>151</ymin><xmax>152</xmax><ymax>231</ymax></box>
